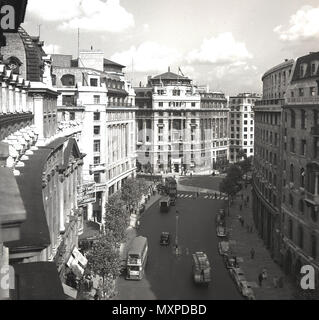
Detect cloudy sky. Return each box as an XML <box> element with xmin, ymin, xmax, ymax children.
<box><xmin>23</xmin><ymin>0</ymin><xmax>319</xmax><ymax>95</ymax></box>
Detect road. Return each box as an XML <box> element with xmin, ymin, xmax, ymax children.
<box><xmin>117</xmin><ymin>191</ymin><xmax>242</xmax><ymax>300</ymax></box>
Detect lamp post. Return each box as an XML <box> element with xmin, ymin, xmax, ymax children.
<box><xmin>175</xmin><ymin>211</ymin><xmax>179</xmax><ymax>256</ymax></box>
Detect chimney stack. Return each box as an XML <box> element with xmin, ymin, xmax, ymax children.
<box><xmin>168</xmin><ymin>66</ymin><xmax>170</xmax><ymax>72</ymax></box>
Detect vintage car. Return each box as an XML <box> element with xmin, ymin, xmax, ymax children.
<box><xmin>229</xmin><ymin>268</ymin><xmax>246</xmax><ymax>287</ymax></box>
<box><xmin>239</xmin><ymin>281</ymin><xmax>256</xmax><ymax>300</ymax></box>
<box><xmin>160</xmin><ymin>232</ymin><xmax>170</xmax><ymax>246</ymax></box>
<box><xmin>216</xmin><ymin>225</ymin><xmax>227</xmax><ymax>238</ymax></box>
<box><xmin>218</xmin><ymin>241</ymin><xmax>230</xmax><ymax>256</ymax></box>
<box><xmin>223</xmin><ymin>255</ymin><xmax>237</xmax><ymax>269</ymax></box>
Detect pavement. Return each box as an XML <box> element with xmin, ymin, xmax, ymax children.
<box><xmin>178</xmin><ymin>178</ymin><xmax>296</xmax><ymax>300</ymax></box>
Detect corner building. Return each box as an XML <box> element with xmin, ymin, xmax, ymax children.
<box><xmin>135</xmin><ymin>70</ymin><xmax>229</xmax><ymax>174</ymax></box>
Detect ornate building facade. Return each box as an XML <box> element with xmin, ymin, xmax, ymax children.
<box><xmin>135</xmin><ymin>70</ymin><xmax>229</xmax><ymax>174</ymax></box>
<box><xmin>52</xmin><ymin>51</ymin><xmax>136</xmax><ymax>224</ymax></box>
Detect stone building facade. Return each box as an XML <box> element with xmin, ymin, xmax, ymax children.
<box><xmin>229</xmin><ymin>93</ymin><xmax>261</xmax><ymax>163</ymax></box>
<box><xmin>253</xmin><ymin>59</ymin><xmax>294</xmax><ymax>262</ymax></box>
<box><xmin>52</xmin><ymin>51</ymin><xmax>136</xmax><ymax>224</ymax></box>
<box><xmin>135</xmin><ymin>70</ymin><xmax>229</xmax><ymax>174</ymax></box>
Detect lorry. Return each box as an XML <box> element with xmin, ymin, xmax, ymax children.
<box><xmin>192</xmin><ymin>252</ymin><xmax>211</xmax><ymax>285</ymax></box>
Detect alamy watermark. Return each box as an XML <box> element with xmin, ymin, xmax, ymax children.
<box><xmin>0</xmin><ymin>265</ymin><xmax>15</xmax><ymax>298</ymax></box>
<box><xmin>300</xmin><ymin>265</ymin><xmax>316</xmax><ymax>290</ymax></box>
<box><xmin>0</xmin><ymin>5</ymin><xmax>15</xmax><ymax>31</ymax></box>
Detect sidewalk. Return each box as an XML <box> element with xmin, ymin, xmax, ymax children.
<box><xmin>226</xmin><ymin>186</ymin><xmax>295</xmax><ymax>300</ymax></box>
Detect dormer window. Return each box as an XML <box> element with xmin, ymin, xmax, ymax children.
<box><xmin>311</xmin><ymin>63</ymin><xmax>316</xmax><ymax>75</ymax></box>
<box><xmin>90</xmin><ymin>78</ymin><xmax>98</xmax><ymax>87</ymax></box>
<box><xmin>61</xmin><ymin>74</ymin><xmax>75</xmax><ymax>86</ymax></box>
<box><xmin>300</xmin><ymin>64</ymin><xmax>307</xmax><ymax>78</ymax></box>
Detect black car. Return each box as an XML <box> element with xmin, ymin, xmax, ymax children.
<box><xmin>160</xmin><ymin>232</ymin><xmax>170</xmax><ymax>246</ymax></box>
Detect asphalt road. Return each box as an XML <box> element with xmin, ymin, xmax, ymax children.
<box><xmin>118</xmin><ymin>192</ymin><xmax>243</xmax><ymax>300</ymax></box>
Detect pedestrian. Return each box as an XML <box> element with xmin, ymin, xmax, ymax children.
<box><xmin>247</xmin><ymin>195</ymin><xmax>250</xmax><ymax>203</ymax></box>
<box><xmin>240</xmin><ymin>204</ymin><xmax>243</xmax><ymax>211</ymax></box>
<box><xmin>262</xmin><ymin>268</ymin><xmax>268</xmax><ymax>280</ymax></box>
<box><xmin>258</xmin><ymin>273</ymin><xmax>263</xmax><ymax>287</ymax></box>
<box><xmin>241</xmin><ymin>217</ymin><xmax>245</xmax><ymax>227</ymax></box>
<box><xmin>250</xmin><ymin>248</ymin><xmax>255</xmax><ymax>259</ymax></box>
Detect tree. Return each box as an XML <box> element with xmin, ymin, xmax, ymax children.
<box><xmin>227</xmin><ymin>164</ymin><xmax>243</xmax><ymax>183</ymax></box>
<box><xmin>104</xmin><ymin>193</ymin><xmax>129</xmax><ymax>246</ymax></box>
<box><xmin>86</xmin><ymin>233</ymin><xmax>122</xmax><ymax>298</ymax></box>
<box><xmin>238</xmin><ymin>157</ymin><xmax>252</xmax><ymax>180</ymax></box>
<box><xmin>121</xmin><ymin>178</ymin><xmax>149</xmax><ymax>214</ymax></box>
<box><xmin>219</xmin><ymin>177</ymin><xmax>239</xmax><ymax>198</ymax></box>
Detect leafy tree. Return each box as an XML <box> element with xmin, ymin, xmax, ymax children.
<box><xmin>238</xmin><ymin>157</ymin><xmax>252</xmax><ymax>180</ymax></box>
<box><xmin>104</xmin><ymin>193</ymin><xmax>129</xmax><ymax>246</ymax></box>
<box><xmin>121</xmin><ymin>178</ymin><xmax>149</xmax><ymax>214</ymax></box>
<box><xmin>86</xmin><ymin>233</ymin><xmax>122</xmax><ymax>298</ymax></box>
<box><xmin>143</xmin><ymin>162</ymin><xmax>152</xmax><ymax>174</ymax></box>
<box><xmin>227</xmin><ymin>164</ymin><xmax>243</xmax><ymax>183</ymax></box>
<box><xmin>220</xmin><ymin>177</ymin><xmax>239</xmax><ymax>198</ymax></box>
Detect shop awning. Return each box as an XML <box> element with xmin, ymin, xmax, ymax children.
<box><xmin>67</xmin><ymin>247</ymin><xmax>88</xmax><ymax>278</ymax></box>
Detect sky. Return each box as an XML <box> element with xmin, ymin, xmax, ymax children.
<box><xmin>23</xmin><ymin>0</ymin><xmax>319</xmax><ymax>95</ymax></box>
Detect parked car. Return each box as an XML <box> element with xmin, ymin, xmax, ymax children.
<box><xmin>218</xmin><ymin>241</ymin><xmax>230</xmax><ymax>256</ymax></box>
<box><xmin>224</xmin><ymin>255</ymin><xmax>237</xmax><ymax>269</ymax></box>
<box><xmin>238</xmin><ymin>281</ymin><xmax>255</xmax><ymax>300</ymax></box>
<box><xmin>217</xmin><ymin>225</ymin><xmax>227</xmax><ymax>238</ymax></box>
<box><xmin>229</xmin><ymin>268</ymin><xmax>246</xmax><ymax>287</ymax></box>
<box><xmin>160</xmin><ymin>232</ymin><xmax>170</xmax><ymax>246</ymax></box>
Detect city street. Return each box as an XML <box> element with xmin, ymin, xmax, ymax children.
<box><xmin>117</xmin><ymin>190</ymin><xmax>243</xmax><ymax>300</ymax></box>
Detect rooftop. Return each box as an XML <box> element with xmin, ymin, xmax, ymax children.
<box><xmin>152</xmin><ymin>71</ymin><xmax>189</xmax><ymax>81</ymax></box>
<box><xmin>6</xmin><ymin>138</ymin><xmax>67</xmax><ymax>251</ymax></box>
<box><xmin>291</xmin><ymin>51</ymin><xmax>319</xmax><ymax>82</ymax></box>
<box><xmin>11</xmin><ymin>262</ymin><xmax>65</xmax><ymax>300</ymax></box>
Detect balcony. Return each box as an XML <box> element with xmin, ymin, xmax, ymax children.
<box><xmin>89</xmin><ymin>163</ymin><xmax>106</xmax><ymax>174</ymax></box>
<box><xmin>287</xmin><ymin>96</ymin><xmax>319</xmax><ymax>104</ymax></box>
<box><xmin>311</xmin><ymin>125</ymin><xmax>319</xmax><ymax>136</ymax></box>
<box><xmin>305</xmin><ymin>191</ymin><xmax>319</xmax><ymax>206</ymax></box>
<box><xmin>107</xmin><ymin>102</ymin><xmax>133</xmax><ymax>108</ymax></box>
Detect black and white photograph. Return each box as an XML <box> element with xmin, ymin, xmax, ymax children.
<box><xmin>0</xmin><ymin>0</ymin><xmax>319</xmax><ymax>304</ymax></box>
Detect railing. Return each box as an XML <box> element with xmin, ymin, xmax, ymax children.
<box><xmin>255</xmin><ymin>99</ymin><xmax>285</xmax><ymax>106</ymax></box>
<box><xmin>287</xmin><ymin>96</ymin><xmax>319</xmax><ymax>104</ymax></box>
<box><xmin>107</xmin><ymin>102</ymin><xmax>133</xmax><ymax>108</ymax></box>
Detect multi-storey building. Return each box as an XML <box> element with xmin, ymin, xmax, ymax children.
<box><xmin>52</xmin><ymin>51</ymin><xmax>136</xmax><ymax>224</ymax></box>
<box><xmin>253</xmin><ymin>59</ymin><xmax>294</xmax><ymax>262</ymax></box>
<box><xmin>135</xmin><ymin>69</ymin><xmax>229</xmax><ymax>174</ymax></box>
<box><xmin>281</xmin><ymin>52</ymin><xmax>319</xmax><ymax>281</ymax></box>
<box><xmin>229</xmin><ymin>93</ymin><xmax>261</xmax><ymax>163</ymax></box>
<box><xmin>0</xmin><ymin>16</ymin><xmax>85</xmax><ymax>298</ymax></box>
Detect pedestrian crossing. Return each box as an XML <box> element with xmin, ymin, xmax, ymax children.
<box><xmin>177</xmin><ymin>193</ymin><xmax>228</xmax><ymax>201</ymax></box>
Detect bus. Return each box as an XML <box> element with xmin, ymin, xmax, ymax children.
<box><xmin>126</xmin><ymin>236</ymin><xmax>148</xmax><ymax>280</ymax></box>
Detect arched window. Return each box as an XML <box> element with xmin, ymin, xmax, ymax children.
<box><xmin>298</xmin><ymin>225</ymin><xmax>304</xmax><ymax>249</ymax></box>
<box><xmin>61</xmin><ymin>74</ymin><xmax>75</xmax><ymax>86</ymax></box>
<box><xmin>300</xmin><ymin>168</ymin><xmax>305</xmax><ymax>188</ymax></box>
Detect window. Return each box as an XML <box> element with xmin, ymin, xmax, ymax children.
<box><xmin>159</xmin><ymin>102</ymin><xmax>163</xmax><ymax>107</ymax></box>
<box><xmin>94</xmin><ymin>126</ymin><xmax>100</xmax><ymax>135</ymax></box>
<box><xmin>62</xmin><ymin>95</ymin><xmax>75</xmax><ymax>106</ymax></box>
<box><xmin>61</xmin><ymin>74</ymin><xmax>75</xmax><ymax>86</ymax></box>
<box><xmin>94</xmin><ymin>112</ymin><xmax>100</xmax><ymax>121</ymax></box>
<box><xmin>311</xmin><ymin>235</ymin><xmax>317</xmax><ymax>260</ymax></box>
<box><xmin>301</xmin><ymin>110</ymin><xmax>306</xmax><ymax>129</ymax></box>
<box><xmin>93</xmin><ymin>140</ymin><xmax>100</xmax><ymax>153</ymax></box>
<box><xmin>290</xmin><ymin>164</ymin><xmax>294</xmax><ymax>182</ymax></box>
<box><xmin>191</xmin><ymin>102</ymin><xmax>196</xmax><ymax>107</ymax></box>
<box><xmin>94</xmin><ymin>173</ymin><xmax>100</xmax><ymax>183</ymax></box>
<box><xmin>90</xmin><ymin>78</ymin><xmax>98</xmax><ymax>87</ymax></box>
<box><xmin>70</xmin><ymin>112</ymin><xmax>75</xmax><ymax>121</ymax></box>
<box><xmin>291</xmin><ymin>110</ymin><xmax>296</xmax><ymax>128</ymax></box>
<box><xmin>290</xmin><ymin>137</ymin><xmax>295</xmax><ymax>153</ymax></box>
<box><xmin>311</xmin><ymin>63</ymin><xmax>316</xmax><ymax>75</ymax></box>
<box><xmin>94</xmin><ymin>95</ymin><xmax>100</xmax><ymax>104</ymax></box>
<box><xmin>298</xmin><ymin>225</ymin><xmax>304</xmax><ymax>249</ymax></box>
<box><xmin>173</xmin><ymin>90</ymin><xmax>181</xmax><ymax>96</ymax></box>
<box><xmin>94</xmin><ymin>156</ymin><xmax>100</xmax><ymax>165</ymax></box>
<box><xmin>301</xmin><ymin>140</ymin><xmax>306</xmax><ymax>156</ymax></box>
<box><xmin>310</xmin><ymin>87</ymin><xmax>316</xmax><ymax>96</ymax></box>
<box><xmin>299</xmin><ymin>88</ymin><xmax>304</xmax><ymax>97</ymax></box>
<box><xmin>300</xmin><ymin>168</ymin><xmax>305</xmax><ymax>187</ymax></box>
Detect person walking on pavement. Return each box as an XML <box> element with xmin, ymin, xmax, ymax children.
<box><xmin>250</xmin><ymin>248</ymin><xmax>255</xmax><ymax>259</ymax></box>
<box><xmin>258</xmin><ymin>273</ymin><xmax>263</xmax><ymax>287</ymax></box>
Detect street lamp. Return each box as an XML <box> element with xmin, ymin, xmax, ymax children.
<box><xmin>175</xmin><ymin>211</ymin><xmax>179</xmax><ymax>256</ymax></box>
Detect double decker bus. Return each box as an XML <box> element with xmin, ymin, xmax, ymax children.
<box><xmin>126</xmin><ymin>236</ymin><xmax>148</xmax><ymax>280</ymax></box>
<box><xmin>165</xmin><ymin>177</ymin><xmax>177</xmax><ymax>204</ymax></box>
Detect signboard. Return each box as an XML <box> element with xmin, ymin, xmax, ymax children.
<box><xmin>77</xmin><ymin>182</ymin><xmax>96</xmax><ymax>207</ymax></box>
<box><xmin>67</xmin><ymin>247</ymin><xmax>88</xmax><ymax>279</ymax></box>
